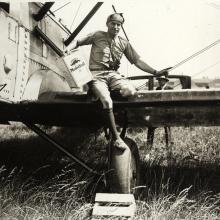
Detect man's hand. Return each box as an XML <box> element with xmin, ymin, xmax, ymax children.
<box><xmin>64</xmin><ymin>41</ymin><xmax>78</xmax><ymax>55</ymax></box>
<box><xmin>156</xmin><ymin>67</ymin><xmax>172</xmax><ymax>77</ymax></box>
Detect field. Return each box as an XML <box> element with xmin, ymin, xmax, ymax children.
<box><xmin>0</xmin><ymin>123</ymin><xmax>219</xmax><ymax>219</ymax></box>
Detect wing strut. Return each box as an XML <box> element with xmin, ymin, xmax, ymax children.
<box><xmin>64</xmin><ymin>2</ymin><xmax>103</xmax><ymax>46</ymax></box>
<box><xmin>33</xmin><ymin>2</ymin><xmax>55</xmax><ymax>21</ymax></box>
<box><xmin>112</xmin><ymin>5</ymin><xmax>129</xmax><ymax>41</ymax></box>
<box><xmin>22</xmin><ymin>121</ymin><xmax>102</xmax><ymax>176</ymax></box>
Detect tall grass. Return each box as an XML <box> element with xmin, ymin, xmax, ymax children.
<box><xmin>0</xmin><ymin>123</ymin><xmax>219</xmax><ymax>219</ymax></box>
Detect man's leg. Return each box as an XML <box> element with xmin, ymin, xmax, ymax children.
<box><xmin>102</xmin><ymin>108</ymin><xmax>127</xmax><ymax>150</ymax></box>
<box><xmin>109</xmin><ymin>72</ymin><xmax>137</xmax><ymax>97</ymax></box>
<box><xmin>103</xmin><ymin>108</ymin><xmax>120</xmax><ymax>140</ymax></box>
<box><xmin>89</xmin><ymin>77</ymin><xmax>128</xmax><ymax>150</ymax></box>
<box><xmin>147</xmin><ymin>126</ymin><xmax>156</xmax><ymax>149</ymax></box>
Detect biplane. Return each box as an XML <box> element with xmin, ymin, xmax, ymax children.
<box><xmin>0</xmin><ymin>1</ymin><xmax>220</xmax><ymax>195</ymax></box>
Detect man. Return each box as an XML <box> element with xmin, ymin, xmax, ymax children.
<box><xmin>156</xmin><ymin>75</ymin><xmax>173</xmax><ymax>90</ymax></box>
<box><xmin>66</xmin><ymin>13</ymin><xmax>170</xmax><ymax>150</ymax></box>
<box><xmin>147</xmin><ymin>76</ymin><xmax>173</xmax><ymax>150</ymax></box>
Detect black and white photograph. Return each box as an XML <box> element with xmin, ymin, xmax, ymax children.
<box><xmin>0</xmin><ymin>0</ymin><xmax>220</xmax><ymax>219</ymax></box>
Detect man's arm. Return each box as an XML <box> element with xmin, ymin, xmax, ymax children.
<box><xmin>134</xmin><ymin>58</ymin><xmax>172</xmax><ymax>77</ymax></box>
<box><xmin>124</xmin><ymin>42</ymin><xmax>171</xmax><ymax>77</ymax></box>
<box><xmin>134</xmin><ymin>58</ymin><xmax>157</xmax><ymax>75</ymax></box>
<box><xmin>65</xmin><ymin>33</ymin><xmax>94</xmax><ymax>53</ymax></box>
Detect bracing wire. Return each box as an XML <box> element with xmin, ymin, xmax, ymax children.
<box><xmin>70</xmin><ymin>1</ymin><xmax>82</xmax><ymax>32</ymax></box>
<box><xmin>172</xmin><ymin>59</ymin><xmax>220</xmax><ymax>89</ymax></box>
<box><xmin>136</xmin><ymin>83</ymin><xmax>148</xmax><ymax>91</ymax></box>
<box><xmin>192</xmin><ymin>59</ymin><xmax>220</xmax><ymax>78</ymax></box>
<box><xmin>136</xmin><ymin>38</ymin><xmax>220</xmax><ymax>90</ymax></box>
<box><xmin>169</xmin><ymin>38</ymin><xmax>220</xmax><ymax>72</ymax></box>
<box><xmin>52</xmin><ymin>2</ymin><xmax>71</xmax><ymax>14</ymax></box>
<box><xmin>112</xmin><ymin>5</ymin><xmax>130</xmax><ymax>77</ymax></box>
<box><xmin>112</xmin><ymin>5</ymin><xmax>129</xmax><ymax>41</ymax></box>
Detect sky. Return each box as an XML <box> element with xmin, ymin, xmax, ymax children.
<box><xmin>52</xmin><ymin>0</ymin><xmax>220</xmax><ymax>79</ymax></box>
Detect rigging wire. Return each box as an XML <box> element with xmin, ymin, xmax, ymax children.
<box><xmin>169</xmin><ymin>38</ymin><xmax>220</xmax><ymax>72</ymax></box>
<box><xmin>192</xmin><ymin>59</ymin><xmax>220</xmax><ymax>78</ymax></box>
<box><xmin>112</xmin><ymin>4</ymin><xmax>130</xmax><ymax>77</ymax></box>
<box><xmin>112</xmin><ymin>5</ymin><xmax>129</xmax><ymax>41</ymax></box>
<box><xmin>136</xmin><ymin>38</ymin><xmax>220</xmax><ymax>90</ymax></box>
<box><xmin>52</xmin><ymin>2</ymin><xmax>71</xmax><ymax>14</ymax></box>
<box><xmin>136</xmin><ymin>59</ymin><xmax>220</xmax><ymax>91</ymax></box>
<box><xmin>70</xmin><ymin>1</ymin><xmax>82</xmax><ymax>32</ymax></box>
<box><xmin>136</xmin><ymin>82</ymin><xmax>148</xmax><ymax>91</ymax></box>
<box><xmin>172</xmin><ymin>60</ymin><xmax>220</xmax><ymax>89</ymax></box>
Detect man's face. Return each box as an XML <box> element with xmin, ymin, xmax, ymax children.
<box><xmin>158</xmin><ymin>79</ymin><xmax>167</xmax><ymax>87</ymax></box>
<box><xmin>107</xmin><ymin>21</ymin><xmax>121</xmax><ymax>37</ymax></box>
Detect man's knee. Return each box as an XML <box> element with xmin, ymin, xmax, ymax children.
<box><xmin>120</xmin><ymin>84</ymin><xmax>137</xmax><ymax>97</ymax></box>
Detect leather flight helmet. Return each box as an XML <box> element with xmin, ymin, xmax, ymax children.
<box><xmin>106</xmin><ymin>13</ymin><xmax>124</xmax><ymax>24</ymax></box>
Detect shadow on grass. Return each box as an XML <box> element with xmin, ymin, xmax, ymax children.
<box><xmin>139</xmin><ymin>161</ymin><xmax>220</xmax><ymax>199</ymax></box>
<box><xmin>0</xmin><ymin>125</ymin><xmax>104</xmax><ymax>180</ymax></box>
<box><xmin>0</xmin><ymin>135</ymin><xmax>63</xmax><ymax>180</ymax></box>
<box><xmin>0</xmin><ymin>124</ymin><xmax>106</xmax><ymax>195</ymax></box>
<box><xmin>0</xmin><ymin>124</ymin><xmax>220</xmax><ymax>199</ymax></box>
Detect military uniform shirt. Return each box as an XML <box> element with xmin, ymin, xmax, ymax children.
<box><xmin>77</xmin><ymin>31</ymin><xmax>140</xmax><ymax>73</ymax></box>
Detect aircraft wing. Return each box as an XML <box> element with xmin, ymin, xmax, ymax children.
<box><xmin>1</xmin><ymin>89</ymin><xmax>220</xmax><ymax>127</ymax></box>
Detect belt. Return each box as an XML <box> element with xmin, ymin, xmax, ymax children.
<box><xmin>91</xmin><ymin>69</ymin><xmax>118</xmax><ymax>77</ymax></box>
<box><xmin>90</xmin><ymin>68</ymin><xmax>115</xmax><ymax>71</ymax></box>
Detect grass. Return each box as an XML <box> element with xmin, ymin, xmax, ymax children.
<box><xmin>0</xmin><ymin>123</ymin><xmax>220</xmax><ymax>219</ymax></box>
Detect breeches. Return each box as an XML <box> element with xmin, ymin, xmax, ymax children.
<box><xmin>88</xmin><ymin>71</ymin><xmax>136</xmax><ymax>109</ymax></box>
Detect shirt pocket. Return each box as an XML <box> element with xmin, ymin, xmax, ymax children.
<box><xmin>94</xmin><ymin>48</ymin><xmax>110</xmax><ymax>62</ymax></box>
<box><xmin>113</xmin><ymin>47</ymin><xmax>123</xmax><ymax>61</ymax></box>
